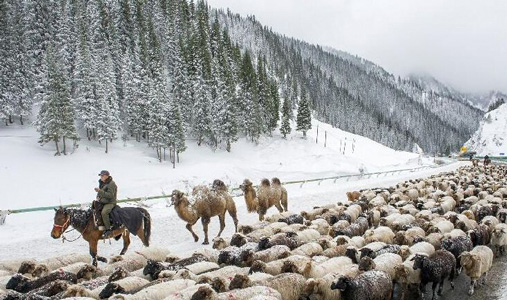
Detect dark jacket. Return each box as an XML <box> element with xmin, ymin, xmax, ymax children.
<box><xmin>97</xmin><ymin>177</ymin><xmax>117</xmax><ymax>204</ymax></box>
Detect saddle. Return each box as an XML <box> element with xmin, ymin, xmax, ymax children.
<box><xmin>92</xmin><ymin>201</ymin><xmax>121</xmax><ymax>231</ymax></box>
<box><xmin>92</xmin><ymin>201</ymin><xmax>146</xmax><ymax>236</ymax></box>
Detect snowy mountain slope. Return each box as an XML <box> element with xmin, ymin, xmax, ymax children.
<box><xmin>0</xmin><ymin>119</ymin><xmax>458</xmax><ymax>262</ymax></box>
<box><xmin>465</xmin><ymin>103</ymin><xmax>507</xmax><ymax>156</ymax></box>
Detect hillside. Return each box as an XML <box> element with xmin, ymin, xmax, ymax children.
<box><xmin>465</xmin><ymin>103</ymin><xmax>507</xmax><ymax>156</ymax></box>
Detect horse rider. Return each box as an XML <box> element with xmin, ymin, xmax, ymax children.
<box><xmin>484</xmin><ymin>155</ymin><xmax>491</xmax><ymax>166</ymax></box>
<box><xmin>94</xmin><ymin>170</ymin><xmax>117</xmax><ymax>239</ymax></box>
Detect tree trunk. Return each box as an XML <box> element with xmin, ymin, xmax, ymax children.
<box><xmin>19</xmin><ymin>115</ymin><xmax>24</xmax><ymax>125</ymax></box>
<box><xmin>177</xmin><ymin>151</ymin><xmax>180</xmax><ymax>163</ymax></box>
<box><xmin>226</xmin><ymin>140</ymin><xmax>231</xmax><ymax>152</ymax></box>
<box><xmin>8</xmin><ymin>115</ymin><xmax>13</xmax><ymax>124</ymax></box>
<box><xmin>105</xmin><ymin>139</ymin><xmax>108</xmax><ymax>153</ymax></box>
<box><xmin>62</xmin><ymin>137</ymin><xmax>67</xmax><ymax>155</ymax></box>
<box><xmin>54</xmin><ymin>138</ymin><xmax>61</xmax><ymax>156</ymax></box>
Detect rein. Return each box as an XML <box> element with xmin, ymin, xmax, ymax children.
<box><xmin>54</xmin><ymin>213</ymin><xmax>87</xmax><ymax>243</ymax></box>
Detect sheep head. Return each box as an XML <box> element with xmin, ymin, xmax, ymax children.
<box><xmin>211</xmin><ymin>276</ymin><xmax>227</xmax><ymax>293</ymax></box>
<box><xmin>143</xmin><ymin>260</ymin><xmax>164</xmax><ymax>280</ymax></box>
<box><xmin>249</xmin><ymin>260</ymin><xmax>266</xmax><ymax>274</ymax></box>
<box><xmin>358</xmin><ymin>256</ymin><xmax>375</xmax><ymax>272</ymax></box>
<box><xmin>76</xmin><ymin>264</ymin><xmax>96</xmax><ymax>281</ymax></box>
<box><xmin>346</xmin><ymin>247</ymin><xmax>359</xmax><ymax>263</ymax></box>
<box><xmin>330</xmin><ymin>276</ymin><xmax>351</xmax><ymax>291</ymax></box>
<box><xmin>108</xmin><ymin>267</ymin><xmax>129</xmax><ymax>282</ymax></box>
<box><xmin>212</xmin><ymin>237</ymin><xmax>228</xmax><ymax>250</ymax></box>
<box><xmin>281</xmin><ymin>260</ymin><xmax>299</xmax><ymax>274</ymax></box>
<box><xmin>230</xmin><ymin>233</ymin><xmax>247</xmax><ymax>247</ymax></box>
<box><xmin>410</xmin><ymin>254</ymin><xmax>428</xmax><ymax>270</ymax></box>
<box><xmin>32</xmin><ymin>263</ymin><xmax>49</xmax><ymax>278</ymax></box>
<box><xmin>229</xmin><ymin>273</ymin><xmax>250</xmax><ymax>290</ymax></box>
<box><xmin>394</xmin><ymin>264</ymin><xmax>409</xmax><ymax>281</ymax></box>
<box><xmin>191</xmin><ymin>285</ymin><xmax>216</xmax><ymax>300</ymax></box>
<box><xmin>99</xmin><ymin>282</ymin><xmax>125</xmax><ymax>299</ymax></box>
<box><xmin>17</xmin><ymin>261</ymin><xmax>36</xmax><ymax>275</ymax></box>
<box><xmin>459</xmin><ymin>252</ymin><xmax>474</xmax><ymax>269</ymax></box>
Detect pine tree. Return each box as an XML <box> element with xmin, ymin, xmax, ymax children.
<box><xmin>296</xmin><ymin>90</ymin><xmax>312</xmax><ymax>137</ymax></box>
<box><xmin>280</xmin><ymin>96</ymin><xmax>291</xmax><ymax>138</ymax></box>
<box><xmin>35</xmin><ymin>45</ymin><xmax>77</xmax><ymax>155</ymax></box>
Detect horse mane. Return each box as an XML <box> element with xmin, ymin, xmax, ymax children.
<box><xmin>66</xmin><ymin>208</ymin><xmax>92</xmax><ymax>230</ymax></box>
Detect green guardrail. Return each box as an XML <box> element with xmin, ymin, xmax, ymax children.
<box><xmin>5</xmin><ymin>164</ymin><xmax>443</xmax><ymax>216</ymax></box>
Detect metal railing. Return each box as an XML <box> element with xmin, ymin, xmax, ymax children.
<box><xmin>3</xmin><ymin>164</ymin><xmax>442</xmax><ymax>219</ymax></box>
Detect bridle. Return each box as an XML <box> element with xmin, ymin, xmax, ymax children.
<box><xmin>53</xmin><ymin>214</ymin><xmax>71</xmax><ymax>233</ymax></box>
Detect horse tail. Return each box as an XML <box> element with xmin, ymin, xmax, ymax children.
<box><xmin>139</xmin><ymin>208</ymin><xmax>151</xmax><ymax>247</ymax></box>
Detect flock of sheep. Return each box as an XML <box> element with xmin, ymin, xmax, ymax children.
<box><xmin>1</xmin><ymin>163</ymin><xmax>507</xmax><ymax>300</ymax></box>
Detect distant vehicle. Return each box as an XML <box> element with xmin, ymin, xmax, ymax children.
<box><xmin>458</xmin><ymin>150</ymin><xmax>477</xmax><ymax>160</ymax></box>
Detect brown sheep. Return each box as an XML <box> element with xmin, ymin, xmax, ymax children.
<box><xmin>170</xmin><ymin>183</ymin><xmax>238</xmax><ymax>245</ymax></box>
<box><xmin>240</xmin><ymin>178</ymin><xmax>284</xmax><ymax>221</ymax></box>
<box><xmin>346</xmin><ymin>191</ymin><xmax>361</xmax><ymax>202</ymax></box>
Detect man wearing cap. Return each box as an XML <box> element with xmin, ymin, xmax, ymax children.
<box><xmin>94</xmin><ymin>170</ymin><xmax>117</xmax><ymax>238</ymax></box>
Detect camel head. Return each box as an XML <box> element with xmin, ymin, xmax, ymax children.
<box><xmin>212</xmin><ymin>179</ymin><xmax>227</xmax><ymax>192</ymax></box>
<box><xmin>170</xmin><ymin>190</ymin><xmax>186</xmax><ymax>207</ymax></box>
<box><xmin>260</xmin><ymin>178</ymin><xmax>270</xmax><ymax>187</ymax></box>
<box><xmin>239</xmin><ymin>179</ymin><xmax>253</xmax><ymax>192</ymax></box>
<box><xmin>271</xmin><ymin>177</ymin><xmax>281</xmax><ymax>185</ymax></box>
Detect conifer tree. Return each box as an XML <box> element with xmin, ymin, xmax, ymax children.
<box><xmin>35</xmin><ymin>45</ymin><xmax>78</xmax><ymax>155</ymax></box>
<box><xmin>280</xmin><ymin>96</ymin><xmax>291</xmax><ymax>138</ymax></box>
<box><xmin>296</xmin><ymin>90</ymin><xmax>312</xmax><ymax>137</ymax></box>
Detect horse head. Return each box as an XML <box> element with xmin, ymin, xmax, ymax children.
<box><xmin>51</xmin><ymin>206</ymin><xmax>70</xmax><ymax>239</ymax></box>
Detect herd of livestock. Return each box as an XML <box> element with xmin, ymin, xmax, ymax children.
<box><xmin>1</xmin><ymin>163</ymin><xmax>507</xmax><ymax>300</ymax></box>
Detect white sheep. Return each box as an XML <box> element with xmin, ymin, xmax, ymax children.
<box><xmin>36</xmin><ymin>253</ymin><xmax>90</xmax><ymax>272</ymax></box>
<box><xmin>109</xmin><ymin>279</ymin><xmax>196</xmax><ymax>300</ymax></box>
<box><xmin>99</xmin><ymin>276</ymin><xmax>150</xmax><ymax>298</ymax></box>
<box><xmin>460</xmin><ymin>246</ymin><xmax>494</xmax><ymax>295</ymax></box>
<box><xmin>162</xmin><ymin>283</ymin><xmax>211</xmax><ymax>300</ymax></box>
<box><xmin>184</xmin><ymin>261</ymin><xmax>220</xmax><ymax>275</ymax></box>
<box><xmin>394</xmin><ymin>254</ymin><xmax>421</xmax><ymax>300</ymax></box>
<box><xmin>193</xmin><ymin>248</ymin><xmax>220</xmax><ymax>263</ymax></box>
<box><xmin>265</xmin><ymin>212</ymin><xmax>294</xmax><ymax>223</ymax></box>
<box><xmin>428</xmin><ymin>220</ymin><xmax>454</xmax><ymax>234</ymax></box>
<box><xmin>425</xmin><ymin>232</ymin><xmax>444</xmax><ymax>250</ymax></box>
<box><xmin>291</xmin><ymin>242</ymin><xmax>324</xmax><ymax>257</ymax></box>
<box><xmin>308</xmin><ymin>219</ymin><xmax>331</xmax><ymax>235</ymax></box>
<box><xmin>362</xmin><ymin>253</ymin><xmax>402</xmax><ymax>280</ymax></box>
<box><xmin>304</xmin><ymin>256</ymin><xmax>354</xmax><ymax>278</ymax></box>
<box><xmin>63</xmin><ymin>284</ymin><xmax>105</xmax><ymax>299</ymax></box>
<box><xmin>198</xmin><ymin>266</ymin><xmax>249</xmax><ymax>282</ymax></box>
<box><xmin>301</xmin><ymin>264</ymin><xmax>360</xmax><ymax>300</ymax></box>
<box><xmin>443</xmin><ymin>229</ymin><xmax>467</xmax><ymax>239</ymax></box>
<box><xmin>189</xmin><ymin>285</ymin><xmax>282</xmax><ymax>300</ymax></box>
<box><xmin>244</xmin><ymin>245</ymin><xmax>291</xmax><ymax>265</ymax></box>
<box><xmin>399</xmin><ymin>242</ymin><xmax>435</xmax><ymax>261</ymax></box>
<box><xmin>295</xmin><ymin>229</ymin><xmax>321</xmax><ymax>243</ymax></box>
<box><xmin>490</xmin><ymin>223</ymin><xmax>507</xmax><ymax>256</ymax></box>
<box><xmin>363</xmin><ymin>226</ymin><xmax>395</xmax><ymax>244</ymax></box>
<box><xmin>238</xmin><ymin>221</ymin><xmax>269</xmax><ymax>235</ymax></box>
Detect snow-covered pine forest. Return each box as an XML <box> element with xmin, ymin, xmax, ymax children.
<box><xmin>0</xmin><ymin>0</ymin><xmax>484</xmax><ymax>159</ymax></box>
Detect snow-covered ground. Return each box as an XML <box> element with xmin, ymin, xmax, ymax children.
<box><xmin>0</xmin><ymin>117</ymin><xmax>458</xmax><ymax>262</ymax></box>
<box><xmin>466</xmin><ymin>103</ymin><xmax>507</xmax><ymax>156</ymax></box>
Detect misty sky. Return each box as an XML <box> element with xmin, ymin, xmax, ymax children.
<box><xmin>207</xmin><ymin>0</ymin><xmax>507</xmax><ymax>94</ymax></box>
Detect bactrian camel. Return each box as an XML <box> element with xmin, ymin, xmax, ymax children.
<box><xmin>239</xmin><ymin>178</ymin><xmax>288</xmax><ymax>221</ymax></box>
<box><xmin>170</xmin><ymin>180</ymin><xmax>238</xmax><ymax>244</ymax></box>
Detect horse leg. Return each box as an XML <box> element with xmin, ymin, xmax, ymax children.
<box><xmin>201</xmin><ymin>217</ymin><xmax>211</xmax><ymax>245</ymax></box>
<box><xmin>186</xmin><ymin>221</ymin><xmax>199</xmax><ymax>242</ymax></box>
<box><xmin>120</xmin><ymin>230</ymin><xmax>131</xmax><ymax>255</ymax></box>
<box><xmin>217</xmin><ymin>213</ymin><xmax>226</xmax><ymax>237</ymax></box>
<box><xmin>89</xmin><ymin>239</ymin><xmax>98</xmax><ymax>267</ymax></box>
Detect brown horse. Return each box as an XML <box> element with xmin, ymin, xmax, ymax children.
<box><xmin>51</xmin><ymin>206</ymin><xmax>151</xmax><ymax>266</ymax></box>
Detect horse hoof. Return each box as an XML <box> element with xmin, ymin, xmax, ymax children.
<box><xmin>202</xmin><ymin>241</ymin><xmax>209</xmax><ymax>245</ymax></box>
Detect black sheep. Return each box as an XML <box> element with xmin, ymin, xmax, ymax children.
<box><xmin>278</xmin><ymin>214</ymin><xmax>304</xmax><ymax>225</ymax></box>
<box><xmin>442</xmin><ymin>234</ymin><xmax>472</xmax><ymax>264</ymax></box>
<box><xmin>468</xmin><ymin>224</ymin><xmax>491</xmax><ymax>246</ymax></box>
<box><xmin>258</xmin><ymin>232</ymin><xmax>300</xmax><ymax>250</ymax></box>
<box><xmin>6</xmin><ymin>271</ymin><xmax>77</xmax><ymax>293</ymax></box>
<box><xmin>362</xmin><ymin>244</ymin><xmax>401</xmax><ymax>259</ymax></box>
<box><xmin>142</xmin><ymin>253</ymin><xmax>208</xmax><ymax>280</ymax></box>
<box><xmin>475</xmin><ymin>206</ymin><xmax>493</xmax><ymax>222</ymax></box>
<box><xmin>411</xmin><ymin>250</ymin><xmax>456</xmax><ymax>300</ymax></box>
<box><xmin>330</xmin><ymin>270</ymin><xmax>393</xmax><ymax>300</ymax></box>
